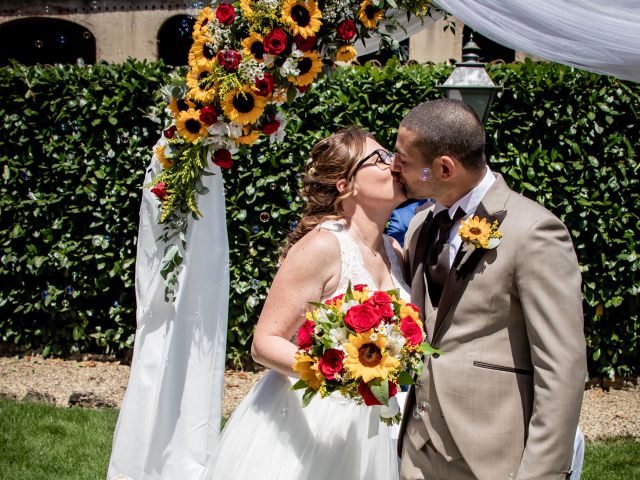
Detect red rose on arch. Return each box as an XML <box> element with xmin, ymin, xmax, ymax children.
<box><xmin>344</xmin><ymin>303</ymin><xmax>382</xmax><ymax>332</ymax></box>
<box><xmin>151</xmin><ymin>182</ymin><xmax>168</xmax><ymax>200</ymax></box>
<box><xmin>255</xmin><ymin>73</ymin><xmax>276</xmax><ymax>97</ymax></box>
<box><xmin>217</xmin><ymin>49</ymin><xmax>242</xmax><ymax>72</ymax></box>
<box><xmin>163</xmin><ymin>125</ymin><xmax>177</xmax><ymax>139</ymax></box>
<box><xmin>215</xmin><ymin>2</ymin><xmax>236</xmax><ymax>25</ymax></box>
<box><xmin>297</xmin><ymin>84</ymin><xmax>310</xmax><ymax>94</ymax></box>
<box><xmin>358</xmin><ymin>380</ymin><xmax>398</xmax><ymax>406</ymax></box>
<box><xmin>263</xmin><ymin>29</ymin><xmax>288</xmax><ymax>55</ymax></box>
<box><xmin>324</xmin><ymin>293</ymin><xmax>345</xmax><ymax>306</ymax></box>
<box><xmin>262</xmin><ymin>118</ymin><xmax>281</xmax><ymax>135</ymax></box>
<box><xmin>318</xmin><ymin>349</ymin><xmax>344</xmax><ymax>380</ymax></box>
<box><xmin>336</xmin><ymin>19</ymin><xmax>357</xmax><ymax>41</ymax></box>
<box><xmin>400</xmin><ymin>316</ymin><xmax>424</xmax><ymax>346</ymax></box>
<box><xmin>297</xmin><ymin>319</ymin><xmax>315</xmax><ymax>350</ymax></box>
<box><xmin>199</xmin><ymin>105</ymin><xmax>218</xmax><ymax>125</ymax></box>
<box><xmin>213</xmin><ymin>149</ymin><xmax>233</xmax><ymax>169</ymax></box>
<box><xmin>294</xmin><ymin>34</ymin><xmax>316</xmax><ymax>51</ymax></box>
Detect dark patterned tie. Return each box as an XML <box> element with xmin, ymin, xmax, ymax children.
<box><xmin>427</xmin><ymin>207</ymin><xmax>465</xmax><ymax>306</ymax></box>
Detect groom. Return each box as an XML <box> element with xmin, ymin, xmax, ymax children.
<box><xmin>392</xmin><ymin>99</ymin><xmax>586</xmax><ymax>480</ymax></box>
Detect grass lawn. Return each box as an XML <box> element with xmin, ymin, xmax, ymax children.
<box><xmin>1</xmin><ymin>397</ymin><xmax>639</xmax><ymax>480</ymax></box>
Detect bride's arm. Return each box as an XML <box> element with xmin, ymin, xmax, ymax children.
<box><xmin>251</xmin><ymin>228</ymin><xmax>341</xmax><ymax>377</ymax></box>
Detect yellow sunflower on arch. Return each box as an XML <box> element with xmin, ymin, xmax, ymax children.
<box><xmin>222</xmin><ymin>86</ymin><xmax>267</xmax><ymax>125</ymax></box>
<box><xmin>235</xmin><ymin>126</ymin><xmax>261</xmax><ymax>146</ymax></box>
<box><xmin>169</xmin><ymin>97</ymin><xmax>195</xmax><ymax>118</ymax></box>
<box><xmin>288</xmin><ymin>51</ymin><xmax>323</xmax><ymax>86</ymax></box>
<box><xmin>176</xmin><ymin>108</ymin><xmax>208</xmax><ymax>143</ymax></box>
<box><xmin>282</xmin><ymin>0</ymin><xmax>322</xmax><ymax>39</ymax></box>
<box><xmin>358</xmin><ymin>0</ymin><xmax>384</xmax><ymax>29</ymax></box>
<box><xmin>189</xmin><ymin>36</ymin><xmax>217</xmax><ymax>70</ymax></box>
<box><xmin>242</xmin><ymin>32</ymin><xmax>265</xmax><ymax>62</ymax></box>
<box><xmin>336</xmin><ymin>45</ymin><xmax>357</xmax><ymax>63</ymax></box>
<box><xmin>344</xmin><ymin>330</ymin><xmax>400</xmax><ymax>383</ymax></box>
<box><xmin>193</xmin><ymin>6</ymin><xmax>215</xmax><ymax>35</ymax></box>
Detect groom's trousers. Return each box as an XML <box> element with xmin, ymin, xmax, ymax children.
<box><xmin>399</xmin><ymin>436</ymin><xmax>474</xmax><ymax>480</ymax></box>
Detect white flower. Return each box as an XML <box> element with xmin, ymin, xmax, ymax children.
<box><xmin>341</xmin><ymin>299</ymin><xmax>360</xmax><ymax>313</ymax></box>
<box><xmin>238</xmin><ymin>58</ymin><xmax>265</xmax><ymax>84</ymax></box>
<box><xmin>381</xmin><ymin>323</ymin><xmax>406</xmax><ymax>358</ymax></box>
<box><xmin>280</xmin><ymin>57</ymin><xmax>300</xmax><ymax>77</ymax></box>
<box><xmin>269</xmin><ymin>111</ymin><xmax>287</xmax><ymax>144</ymax></box>
<box><xmin>329</xmin><ymin>327</ymin><xmax>349</xmax><ymax>350</ymax></box>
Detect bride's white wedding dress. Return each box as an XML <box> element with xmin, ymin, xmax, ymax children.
<box><xmin>206</xmin><ymin>221</ymin><xmax>411</xmax><ymax>480</ymax></box>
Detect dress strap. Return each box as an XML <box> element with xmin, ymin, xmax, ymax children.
<box><xmin>383</xmin><ymin>235</ymin><xmax>411</xmax><ymax>294</ymax></box>
<box><xmin>318</xmin><ymin>220</ymin><xmax>373</xmax><ymax>294</ymax></box>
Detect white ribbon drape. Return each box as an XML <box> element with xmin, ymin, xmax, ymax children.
<box><xmin>434</xmin><ymin>0</ymin><xmax>640</xmax><ymax>83</ymax></box>
<box><xmin>108</xmin><ymin>142</ymin><xmax>229</xmax><ymax>480</ymax></box>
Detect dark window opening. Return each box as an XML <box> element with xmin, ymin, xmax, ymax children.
<box><xmin>157</xmin><ymin>15</ymin><xmax>196</xmax><ymax>66</ymax></box>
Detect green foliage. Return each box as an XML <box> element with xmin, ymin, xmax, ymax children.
<box><xmin>0</xmin><ymin>59</ymin><xmax>171</xmax><ymax>356</ymax></box>
<box><xmin>0</xmin><ymin>59</ymin><xmax>638</xmax><ymax>376</ymax></box>
<box><xmin>486</xmin><ymin>60</ymin><xmax>640</xmax><ymax>379</ymax></box>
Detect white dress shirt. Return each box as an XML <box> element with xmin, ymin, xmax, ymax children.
<box><xmin>431</xmin><ymin>167</ymin><xmax>496</xmax><ymax>268</ymax></box>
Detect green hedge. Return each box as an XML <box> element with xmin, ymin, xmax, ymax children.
<box><xmin>1</xmin><ymin>59</ymin><xmax>638</xmax><ymax>377</ymax></box>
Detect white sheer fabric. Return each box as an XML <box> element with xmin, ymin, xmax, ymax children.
<box><xmin>107</xmin><ymin>139</ymin><xmax>229</xmax><ymax>480</ymax></box>
<box><xmin>434</xmin><ymin>0</ymin><xmax>640</xmax><ymax>82</ymax></box>
<box><xmin>355</xmin><ymin>9</ymin><xmax>440</xmax><ymax>56</ymax></box>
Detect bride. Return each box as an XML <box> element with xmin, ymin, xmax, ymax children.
<box><xmin>206</xmin><ymin>127</ymin><xmax>410</xmax><ymax>479</ymax></box>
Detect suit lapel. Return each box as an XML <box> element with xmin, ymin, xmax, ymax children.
<box><xmin>431</xmin><ymin>176</ymin><xmax>510</xmax><ymax>341</ymax></box>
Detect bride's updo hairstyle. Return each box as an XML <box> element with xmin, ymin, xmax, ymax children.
<box><xmin>281</xmin><ymin>126</ymin><xmax>374</xmax><ymax>258</ymax></box>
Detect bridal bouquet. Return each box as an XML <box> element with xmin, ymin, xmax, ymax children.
<box><xmin>292</xmin><ymin>282</ymin><xmax>440</xmax><ymax>425</ymax></box>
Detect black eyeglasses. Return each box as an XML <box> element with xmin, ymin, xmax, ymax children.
<box><xmin>351</xmin><ymin>149</ymin><xmax>395</xmax><ymax>177</ymax></box>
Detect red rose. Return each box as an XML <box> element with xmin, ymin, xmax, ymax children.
<box><xmin>262</xmin><ymin>119</ymin><xmax>280</xmax><ymax>135</ymax></box>
<box><xmin>318</xmin><ymin>349</ymin><xmax>344</xmax><ymax>380</ymax></box>
<box><xmin>217</xmin><ymin>49</ymin><xmax>242</xmax><ymax>72</ymax></box>
<box><xmin>263</xmin><ymin>29</ymin><xmax>288</xmax><ymax>55</ymax></box>
<box><xmin>151</xmin><ymin>182</ymin><xmax>168</xmax><ymax>200</ymax></box>
<box><xmin>215</xmin><ymin>2</ymin><xmax>235</xmax><ymax>25</ymax></box>
<box><xmin>358</xmin><ymin>380</ymin><xmax>398</xmax><ymax>406</ymax></box>
<box><xmin>296</xmin><ymin>84</ymin><xmax>310</xmax><ymax>94</ymax></box>
<box><xmin>336</xmin><ymin>19</ymin><xmax>357</xmax><ymax>41</ymax></box>
<box><xmin>297</xmin><ymin>319</ymin><xmax>315</xmax><ymax>350</ymax></box>
<box><xmin>353</xmin><ymin>284</ymin><xmax>367</xmax><ymax>292</ymax></box>
<box><xmin>199</xmin><ymin>105</ymin><xmax>217</xmax><ymax>125</ymax></box>
<box><xmin>163</xmin><ymin>125</ymin><xmax>177</xmax><ymax>139</ymax></box>
<box><xmin>294</xmin><ymin>34</ymin><xmax>316</xmax><ymax>51</ymax></box>
<box><xmin>255</xmin><ymin>73</ymin><xmax>276</xmax><ymax>97</ymax></box>
<box><xmin>407</xmin><ymin>303</ymin><xmax>421</xmax><ymax>313</ymax></box>
<box><xmin>400</xmin><ymin>316</ymin><xmax>424</xmax><ymax>346</ymax></box>
<box><xmin>367</xmin><ymin>291</ymin><xmax>394</xmax><ymax>319</ymax></box>
<box><xmin>344</xmin><ymin>303</ymin><xmax>382</xmax><ymax>333</ymax></box>
<box><xmin>213</xmin><ymin>149</ymin><xmax>233</xmax><ymax>169</ymax></box>
<box><xmin>324</xmin><ymin>293</ymin><xmax>345</xmax><ymax>306</ymax></box>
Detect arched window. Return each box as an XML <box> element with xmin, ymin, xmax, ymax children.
<box><xmin>157</xmin><ymin>15</ymin><xmax>196</xmax><ymax>67</ymax></box>
<box><xmin>0</xmin><ymin>18</ymin><xmax>96</xmax><ymax>67</ymax></box>
<box><xmin>463</xmin><ymin>27</ymin><xmax>514</xmax><ymax>64</ymax></box>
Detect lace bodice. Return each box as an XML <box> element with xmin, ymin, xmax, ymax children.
<box><xmin>318</xmin><ymin>220</ymin><xmax>411</xmax><ymax>302</ymax></box>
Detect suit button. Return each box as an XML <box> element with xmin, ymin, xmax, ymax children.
<box><xmin>432</xmin><ymin>353</ymin><xmax>440</xmax><ymax>359</ymax></box>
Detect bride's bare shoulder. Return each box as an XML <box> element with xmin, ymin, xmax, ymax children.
<box><xmin>285</xmin><ymin>226</ymin><xmax>341</xmax><ymax>262</ymax></box>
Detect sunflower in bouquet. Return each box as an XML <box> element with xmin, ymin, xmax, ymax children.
<box><xmin>291</xmin><ymin>282</ymin><xmax>441</xmax><ymax>425</ymax></box>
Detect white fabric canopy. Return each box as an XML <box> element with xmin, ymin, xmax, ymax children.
<box><xmin>107</xmin><ymin>142</ymin><xmax>229</xmax><ymax>480</ymax></box>
<box><xmin>434</xmin><ymin>0</ymin><xmax>640</xmax><ymax>83</ymax></box>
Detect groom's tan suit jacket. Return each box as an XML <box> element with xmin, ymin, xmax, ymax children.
<box><xmin>398</xmin><ymin>174</ymin><xmax>587</xmax><ymax>480</ymax></box>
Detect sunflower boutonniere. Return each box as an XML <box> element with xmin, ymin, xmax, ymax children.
<box><xmin>457</xmin><ymin>215</ymin><xmax>503</xmax><ymax>270</ymax></box>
